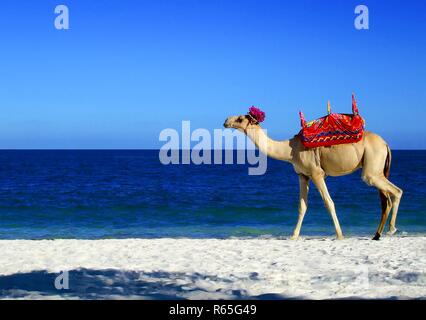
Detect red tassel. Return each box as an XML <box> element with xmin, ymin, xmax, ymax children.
<box><xmin>299</xmin><ymin>111</ymin><xmax>306</xmax><ymax>127</ymax></box>
<box><xmin>352</xmin><ymin>93</ymin><xmax>359</xmax><ymax>115</ymax></box>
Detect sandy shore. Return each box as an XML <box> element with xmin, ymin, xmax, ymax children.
<box><xmin>0</xmin><ymin>236</ymin><xmax>425</xmax><ymax>299</ymax></box>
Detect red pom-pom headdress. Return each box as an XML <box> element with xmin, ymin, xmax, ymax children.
<box><xmin>248</xmin><ymin>106</ymin><xmax>266</xmax><ymax>123</ymax></box>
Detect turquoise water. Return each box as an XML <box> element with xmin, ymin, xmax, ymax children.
<box><xmin>0</xmin><ymin>150</ymin><xmax>424</xmax><ymax>239</ymax></box>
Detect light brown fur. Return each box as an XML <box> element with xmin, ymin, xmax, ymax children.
<box><xmin>224</xmin><ymin>115</ymin><xmax>403</xmax><ymax>240</ymax></box>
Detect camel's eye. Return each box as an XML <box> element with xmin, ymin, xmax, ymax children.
<box><xmin>236</xmin><ymin>118</ymin><xmax>243</xmax><ymax>123</ymax></box>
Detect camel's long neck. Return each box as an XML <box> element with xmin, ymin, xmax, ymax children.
<box><xmin>246</xmin><ymin>126</ymin><xmax>293</xmax><ymax>162</ymax></box>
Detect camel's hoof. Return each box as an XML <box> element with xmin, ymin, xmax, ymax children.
<box><xmin>290</xmin><ymin>235</ymin><xmax>299</xmax><ymax>240</ymax></box>
<box><xmin>387</xmin><ymin>228</ymin><xmax>398</xmax><ymax>236</ymax></box>
<box><xmin>372</xmin><ymin>233</ymin><xmax>381</xmax><ymax>240</ymax></box>
<box><xmin>336</xmin><ymin>235</ymin><xmax>344</xmax><ymax>240</ymax></box>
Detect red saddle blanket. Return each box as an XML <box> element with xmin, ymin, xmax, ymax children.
<box><xmin>298</xmin><ymin>95</ymin><xmax>365</xmax><ymax>148</ymax></box>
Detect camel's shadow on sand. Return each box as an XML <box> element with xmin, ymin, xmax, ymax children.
<box><xmin>0</xmin><ymin>269</ymin><xmax>291</xmax><ymax>300</ymax></box>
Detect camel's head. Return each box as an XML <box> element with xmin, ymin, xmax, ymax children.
<box><xmin>223</xmin><ymin>115</ymin><xmax>256</xmax><ymax>133</ymax></box>
<box><xmin>224</xmin><ymin>107</ymin><xmax>265</xmax><ymax>133</ymax></box>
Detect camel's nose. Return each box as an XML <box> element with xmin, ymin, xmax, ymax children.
<box><xmin>223</xmin><ymin>119</ymin><xmax>230</xmax><ymax>128</ymax></box>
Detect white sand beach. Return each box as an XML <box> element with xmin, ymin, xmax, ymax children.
<box><xmin>0</xmin><ymin>236</ymin><xmax>425</xmax><ymax>300</ymax></box>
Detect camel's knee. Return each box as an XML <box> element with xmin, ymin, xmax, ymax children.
<box><xmin>317</xmin><ymin>189</ymin><xmax>334</xmax><ymax>208</ymax></box>
<box><xmin>394</xmin><ymin>188</ymin><xmax>403</xmax><ymax>200</ymax></box>
<box><xmin>388</xmin><ymin>187</ymin><xmax>403</xmax><ymax>204</ymax></box>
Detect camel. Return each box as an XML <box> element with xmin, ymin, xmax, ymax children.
<box><xmin>223</xmin><ymin>113</ymin><xmax>403</xmax><ymax>240</ymax></box>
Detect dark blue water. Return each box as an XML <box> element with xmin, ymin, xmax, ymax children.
<box><xmin>0</xmin><ymin>150</ymin><xmax>424</xmax><ymax>239</ymax></box>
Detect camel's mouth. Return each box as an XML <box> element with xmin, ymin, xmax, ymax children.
<box><xmin>223</xmin><ymin>120</ymin><xmax>231</xmax><ymax>128</ymax></box>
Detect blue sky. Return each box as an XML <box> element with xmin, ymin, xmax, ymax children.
<box><xmin>0</xmin><ymin>0</ymin><xmax>425</xmax><ymax>149</ymax></box>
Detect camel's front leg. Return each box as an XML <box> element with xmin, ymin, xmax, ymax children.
<box><xmin>291</xmin><ymin>175</ymin><xmax>309</xmax><ymax>240</ymax></box>
<box><xmin>312</xmin><ymin>175</ymin><xmax>344</xmax><ymax>240</ymax></box>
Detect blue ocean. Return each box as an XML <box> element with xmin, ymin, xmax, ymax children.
<box><xmin>0</xmin><ymin>150</ymin><xmax>424</xmax><ymax>239</ymax></box>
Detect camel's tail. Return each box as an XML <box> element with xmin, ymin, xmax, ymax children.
<box><xmin>384</xmin><ymin>145</ymin><xmax>391</xmax><ymax>178</ymax></box>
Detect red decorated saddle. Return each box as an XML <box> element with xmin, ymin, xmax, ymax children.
<box><xmin>298</xmin><ymin>94</ymin><xmax>365</xmax><ymax>148</ymax></box>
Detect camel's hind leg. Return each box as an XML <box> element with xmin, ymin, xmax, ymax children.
<box><xmin>362</xmin><ymin>175</ymin><xmax>402</xmax><ymax>240</ymax></box>
<box><xmin>362</xmin><ymin>134</ymin><xmax>403</xmax><ymax>240</ymax></box>
<box><xmin>372</xmin><ymin>191</ymin><xmax>392</xmax><ymax>240</ymax></box>
<box><xmin>386</xmin><ymin>180</ymin><xmax>402</xmax><ymax>235</ymax></box>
